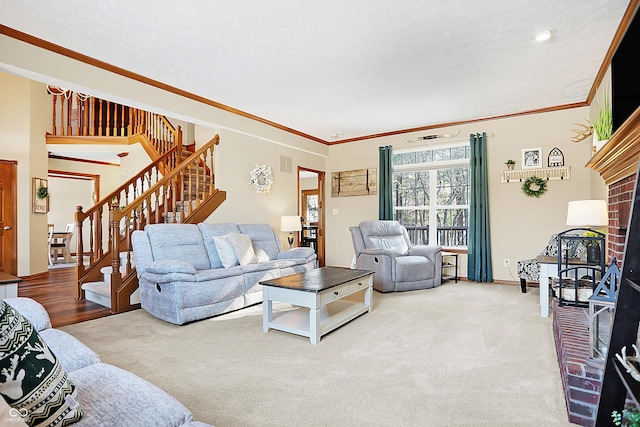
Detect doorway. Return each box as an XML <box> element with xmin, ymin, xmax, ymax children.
<box><xmin>298</xmin><ymin>167</ymin><xmax>325</xmax><ymax>267</ymax></box>
<box><xmin>0</xmin><ymin>160</ymin><xmax>18</xmax><ymax>275</ymax></box>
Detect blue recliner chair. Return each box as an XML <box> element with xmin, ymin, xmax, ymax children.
<box><xmin>350</xmin><ymin>220</ymin><xmax>442</xmax><ymax>292</ymax></box>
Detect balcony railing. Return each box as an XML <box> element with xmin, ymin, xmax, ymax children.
<box><xmin>403</xmin><ymin>226</ymin><xmax>468</xmax><ymax>247</ymax></box>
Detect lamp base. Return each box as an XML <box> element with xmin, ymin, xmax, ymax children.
<box><xmin>287</xmin><ymin>234</ymin><xmax>294</xmax><ymax>250</ymax></box>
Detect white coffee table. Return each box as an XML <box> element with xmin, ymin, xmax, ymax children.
<box><xmin>260</xmin><ymin>267</ymin><xmax>374</xmax><ymax>344</ymax></box>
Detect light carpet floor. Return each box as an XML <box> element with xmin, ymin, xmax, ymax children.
<box><xmin>61</xmin><ymin>282</ymin><xmax>576</xmax><ymax>427</ymax></box>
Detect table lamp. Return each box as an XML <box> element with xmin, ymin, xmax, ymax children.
<box><xmin>566</xmin><ymin>199</ymin><xmax>608</xmax><ymax>264</ymax></box>
<box><xmin>280</xmin><ymin>215</ymin><xmax>301</xmax><ymax>249</ymax></box>
<box><xmin>566</xmin><ymin>200</ymin><xmax>608</xmax><ymax>229</ymax></box>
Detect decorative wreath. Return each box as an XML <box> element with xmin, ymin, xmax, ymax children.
<box><xmin>249</xmin><ymin>164</ymin><xmax>273</xmax><ymax>194</ymax></box>
<box><xmin>521</xmin><ymin>176</ymin><xmax>548</xmax><ymax>198</ymax></box>
<box><xmin>37</xmin><ymin>186</ymin><xmax>49</xmax><ymax>199</ymax></box>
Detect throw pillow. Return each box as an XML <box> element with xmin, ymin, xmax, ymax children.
<box><xmin>255</xmin><ymin>248</ymin><xmax>270</xmax><ymax>263</ymax></box>
<box><xmin>0</xmin><ymin>301</ymin><xmax>83</xmax><ymax>426</ymax></box>
<box><xmin>226</xmin><ymin>233</ymin><xmax>258</xmax><ymax>266</ymax></box>
<box><xmin>211</xmin><ymin>236</ymin><xmax>239</xmax><ymax>268</ymax></box>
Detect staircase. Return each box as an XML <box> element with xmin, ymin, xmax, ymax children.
<box><xmin>46</xmin><ymin>90</ymin><xmax>226</xmax><ymax>313</ymax></box>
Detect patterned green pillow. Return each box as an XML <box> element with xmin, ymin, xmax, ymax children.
<box><xmin>0</xmin><ymin>301</ymin><xmax>83</xmax><ymax>426</ymax></box>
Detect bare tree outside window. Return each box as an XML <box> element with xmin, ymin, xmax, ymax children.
<box><xmin>392</xmin><ymin>143</ymin><xmax>470</xmax><ymax>247</ymax></box>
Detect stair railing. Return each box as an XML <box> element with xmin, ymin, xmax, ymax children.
<box><xmin>49</xmin><ymin>90</ymin><xmax>182</xmax><ymax>157</ymax></box>
<box><xmin>75</xmin><ymin>135</ymin><xmax>225</xmax><ymax>312</ymax></box>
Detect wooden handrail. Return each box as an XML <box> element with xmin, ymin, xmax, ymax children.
<box><xmin>74</xmin><ymin>135</ymin><xmax>223</xmax><ymax>311</ymax></box>
<box><xmin>74</xmin><ymin>146</ymin><xmax>180</xmax><ymax>263</ymax></box>
<box><xmin>49</xmin><ymin>91</ymin><xmax>181</xmax><ymax>157</ymax></box>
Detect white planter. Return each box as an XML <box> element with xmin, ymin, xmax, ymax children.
<box><xmin>593</xmin><ymin>136</ymin><xmax>609</xmax><ymax>154</ymax></box>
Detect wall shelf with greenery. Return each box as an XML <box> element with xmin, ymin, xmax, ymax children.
<box><xmin>500</xmin><ymin>166</ymin><xmax>571</xmax><ymax>183</ymax></box>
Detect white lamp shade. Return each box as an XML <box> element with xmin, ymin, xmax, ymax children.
<box><xmin>566</xmin><ymin>200</ymin><xmax>608</xmax><ymax>227</ymax></box>
<box><xmin>281</xmin><ymin>215</ymin><xmax>302</xmax><ymax>232</ymax></box>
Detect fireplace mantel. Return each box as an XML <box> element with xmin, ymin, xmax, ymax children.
<box><xmin>586</xmin><ymin>106</ymin><xmax>640</xmax><ymax>185</ymax></box>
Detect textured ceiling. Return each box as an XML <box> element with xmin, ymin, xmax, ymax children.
<box><xmin>0</xmin><ymin>0</ymin><xmax>633</xmax><ymax>147</ymax></box>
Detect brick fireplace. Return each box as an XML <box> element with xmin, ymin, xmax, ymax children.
<box><xmin>607</xmin><ymin>174</ymin><xmax>634</xmax><ymax>265</ymax></box>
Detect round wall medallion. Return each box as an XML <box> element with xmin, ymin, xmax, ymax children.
<box><xmin>250</xmin><ymin>164</ymin><xmax>273</xmax><ymax>194</ymax></box>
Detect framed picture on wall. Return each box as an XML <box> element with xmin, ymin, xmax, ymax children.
<box><xmin>522</xmin><ymin>147</ymin><xmax>542</xmax><ymax>169</ymax></box>
<box><xmin>32</xmin><ymin>177</ymin><xmax>49</xmax><ymax>214</ymax></box>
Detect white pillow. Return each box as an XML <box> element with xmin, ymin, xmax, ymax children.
<box><xmin>211</xmin><ymin>236</ymin><xmax>239</xmax><ymax>268</ymax></box>
<box><xmin>255</xmin><ymin>248</ymin><xmax>270</xmax><ymax>263</ymax></box>
<box><xmin>226</xmin><ymin>233</ymin><xmax>258</xmax><ymax>266</ymax></box>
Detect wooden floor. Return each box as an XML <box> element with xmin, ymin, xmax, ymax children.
<box><xmin>18</xmin><ymin>267</ymin><xmax>113</xmax><ymax>328</ymax></box>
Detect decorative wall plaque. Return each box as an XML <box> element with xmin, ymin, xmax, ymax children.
<box><xmin>548</xmin><ymin>147</ymin><xmax>565</xmax><ymax>167</ymax></box>
<box><xmin>331</xmin><ymin>168</ymin><xmax>377</xmax><ymax>197</ymax></box>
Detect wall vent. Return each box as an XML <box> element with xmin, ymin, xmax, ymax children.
<box><xmin>280</xmin><ymin>155</ymin><xmax>292</xmax><ymax>173</ymax></box>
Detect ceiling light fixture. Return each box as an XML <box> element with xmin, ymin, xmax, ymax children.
<box><xmin>330</xmin><ymin>132</ymin><xmax>344</xmax><ymax>138</ymax></box>
<box><xmin>534</xmin><ymin>29</ymin><xmax>553</xmax><ymax>42</ymax></box>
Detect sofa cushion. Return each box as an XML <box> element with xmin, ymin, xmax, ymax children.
<box><xmin>68</xmin><ymin>363</ymin><xmax>193</xmax><ymax>427</ymax></box>
<box><xmin>4</xmin><ymin>298</ymin><xmax>52</xmax><ymax>332</ymax></box>
<box><xmin>277</xmin><ymin>247</ymin><xmax>315</xmax><ymax>260</ymax></box>
<box><xmin>211</xmin><ymin>235</ymin><xmax>240</xmax><ymax>268</ymax></box>
<box><xmin>238</xmin><ymin>223</ymin><xmax>281</xmax><ymax>260</ymax></box>
<box><xmin>226</xmin><ymin>233</ymin><xmax>258</xmax><ymax>266</ymax></box>
<box><xmin>39</xmin><ymin>329</ymin><xmax>101</xmax><ymax>373</ymax></box>
<box><xmin>359</xmin><ymin>221</ymin><xmax>410</xmax><ymax>255</ymax></box>
<box><xmin>145</xmin><ymin>224</ymin><xmax>211</xmax><ymax>270</ymax></box>
<box><xmin>198</xmin><ymin>223</ymin><xmax>242</xmax><ymax>268</ymax></box>
<box><xmin>0</xmin><ymin>301</ymin><xmax>83</xmax><ymax>426</ymax></box>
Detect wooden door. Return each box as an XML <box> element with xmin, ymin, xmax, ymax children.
<box><xmin>316</xmin><ymin>171</ymin><xmax>325</xmax><ymax>267</ymax></box>
<box><xmin>0</xmin><ymin>160</ymin><xmax>17</xmax><ymax>275</ymax></box>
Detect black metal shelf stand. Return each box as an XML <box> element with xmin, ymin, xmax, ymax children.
<box><xmin>556</xmin><ymin>228</ymin><xmax>606</xmax><ymax>308</ymax></box>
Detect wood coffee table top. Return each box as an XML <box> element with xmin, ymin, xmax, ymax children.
<box><xmin>260</xmin><ymin>266</ymin><xmax>373</xmax><ymax>293</ymax></box>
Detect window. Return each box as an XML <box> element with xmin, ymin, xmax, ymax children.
<box><xmin>392</xmin><ymin>142</ymin><xmax>470</xmax><ymax>247</ymax></box>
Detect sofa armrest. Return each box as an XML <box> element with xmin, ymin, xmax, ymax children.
<box><xmin>359</xmin><ymin>247</ymin><xmax>398</xmax><ymax>258</ymax></box>
<box><xmin>277</xmin><ymin>247</ymin><xmax>316</xmax><ymax>260</ymax></box>
<box><xmin>146</xmin><ymin>259</ymin><xmax>197</xmax><ymax>275</ymax></box>
<box><xmin>407</xmin><ymin>245</ymin><xmax>441</xmax><ymax>262</ymax></box>
<box><xmin>142</xmin><ymin>271</ymin><xmax>197</xmax><ymax>284</ymax></box>
<box><xmin>4</xmin><ymin>297</ymin><xmax>52</xmax><ymax>331</ymax></box>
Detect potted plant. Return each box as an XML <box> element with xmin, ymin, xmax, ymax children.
<box><xmin>612</xmin><ymin>405</ymin><xmax>640</xmax><ymax>426</ymax></box>
<box><xmin>505</xmin><ymin>159</ymin><xmax>516</xmax><ymax>170</ymax></box>
<box><xmin>583</xmin><ymin>230</ymin><xmax>603</xmax><ymax>264</ymax></box>
<box><xmin>592</xmin><ymin>92</ymin><xmax>613</xmax><ymax>152</ymax></box>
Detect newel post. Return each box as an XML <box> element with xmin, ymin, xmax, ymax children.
<box><xmin>74</xmin><ymin>206</ymin><xmax>85</xmax><ymax>300</ymax></box>
<box><xmin>109</xmin><ymin>200</ymin><xmax>122</xmax><ymax>313</ymax></box>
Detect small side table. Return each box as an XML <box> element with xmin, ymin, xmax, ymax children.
<box><xmin>0</xmin><ymin>272</ymin><xmax>22</xmax><ymax>299</ymax></box>
<box><xmin>442</xmin><ymin>252</ymin><xmax>459</xmax><ymax>283</ymax></box>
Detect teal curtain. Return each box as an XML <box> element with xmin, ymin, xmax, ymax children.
<box><xmin>467</xmin><ymin>133</ymin><xmax>493</xmax><ymax>282</ymax></box>
<box><xmin>379</xmin><ymin>145</ymin><xmax>393</xmax><ymax>220</ymax></box>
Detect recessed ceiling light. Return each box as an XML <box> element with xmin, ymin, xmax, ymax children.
<box><xmin>330</xmin><ymin>132</ymin><xmax>344</xmax><ymax>138</ymax></box>
<box><xmin>534</xmin><ymin>30</ymin><xmax>553</xmax><ymax>42</ymax></box>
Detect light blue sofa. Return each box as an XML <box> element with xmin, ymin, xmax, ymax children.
<box><xmin>2</xmin><ymin>297</ymin><xmax>212</xmax><ymax>427</ymax></box>
<box><xmin>131</xmin><ymin>223</ymin><xmax>317</xmax><ymax>325</ymax></box>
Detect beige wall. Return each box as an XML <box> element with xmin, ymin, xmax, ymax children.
<box><xmin>202</xmin><ymin>128</ymin><xmax>325</xmax><ymax>247</ymax></box>
<box><xmin>47</xmin><ymin>158</ymin><xmax>121</xmax><ymax>256</ymax></box>
<box><xmin>0</xmin><ymin>34</ymin><xmax>608</xmax><ymax>281</ymax></box>
<box><xmin>325</xmin><ymin>109</ymin><xmax>606</xmax><ymax>281</ymax></box>
<box><xmin>0</xmin><ymin>72</ymin><xmax>50</xmax><ymax>276</ymax></box>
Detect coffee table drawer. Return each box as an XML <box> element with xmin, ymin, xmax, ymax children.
<box><xmin>319</xmin><ymin>276</ymin><xmax>372</xmax><ymax>305</ymax></box>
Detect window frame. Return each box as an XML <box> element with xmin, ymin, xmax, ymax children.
<box><xmin>392</xmin><ymin>141</ymin><xmax>470</xmax><ymax>248</ymax></box>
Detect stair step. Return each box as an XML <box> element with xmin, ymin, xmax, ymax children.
<box><xmin>82</xmin><ymin>281</ymin><xmax>111</xmax><ymax>308</ymax></box>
